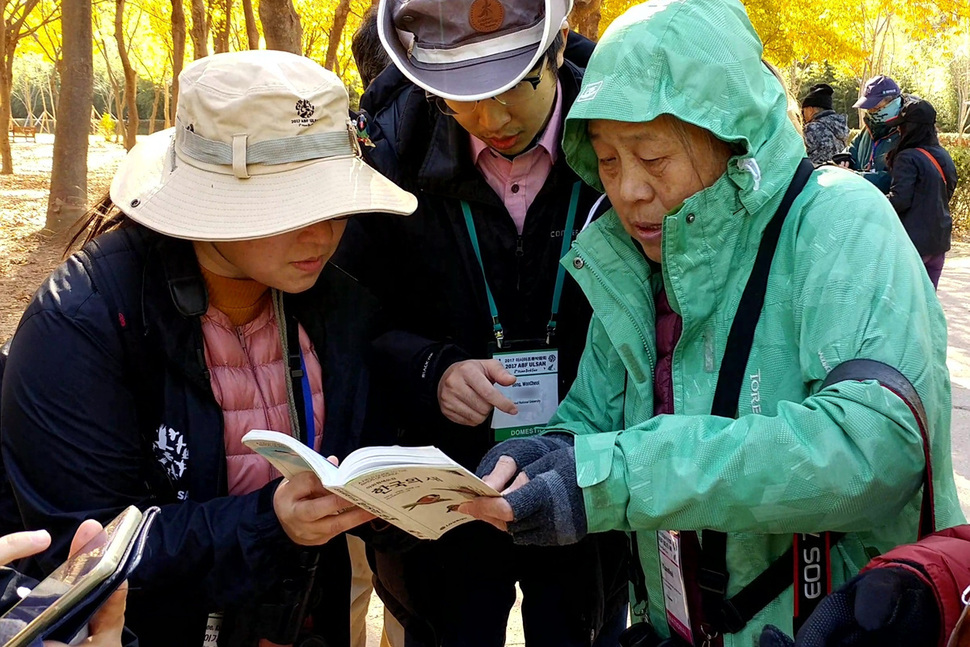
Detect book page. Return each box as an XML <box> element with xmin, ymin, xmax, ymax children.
<box><xmin>345</xmin><ymin>465</ymin><xmax>499</xmax><ymax>540</ymax></box>
<box><xmin>242</xmin><ymin>432</ymin><xmax>338</xmax><ymax>485</ymax></box>
<box><xmin>340</xmin><ymin>445</ymin><xmax>461</xmax><ymax>480</ymax></box>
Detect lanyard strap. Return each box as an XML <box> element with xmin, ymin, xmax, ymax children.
<box><xmin>284</xmin><ymin>313</ymin><xmax>315</xmax><ymax>449</ymax></box>
<box><xmin>298</xmin><ymin>347</ymin><xmax>316</xmax><ymax>448</ymax></box>
<box><xmin>547</xmin><ymin>181</ymin><xmax>582</xmax><ymax>344</ymax></box>
<box><xmin>460</xmin><ymin>181</ymin><xmax>582</xmax><ymax>349</ymax></box>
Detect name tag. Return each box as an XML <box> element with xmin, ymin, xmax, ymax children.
<box><xmin>203</xmin><ymin>612</ymin><xmax>222</xmax><ymax>647</ymax></box>
<box><xmin>490</xmin><ymin>348</ymin><xmax>559</xmax><ymax>442</ymax></box>
<box><xmin>658</xmin><ymin>530</ymin><xmax>694</xmax><ymax>644</ymax></box>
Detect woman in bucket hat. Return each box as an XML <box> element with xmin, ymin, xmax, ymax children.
<box><xmin>462</xmin><ymin>0</ymin><xmax>962</xmax><ymax>645</ymax></box>
<box><xmin>0</xmin><ymin>49</ymin><xmax>415</xmax><ymax>647</ymax></box>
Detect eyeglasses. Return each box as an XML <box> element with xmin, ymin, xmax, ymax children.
<box><xmin>430</xmin><ymin>65</ymin><xmax>545</xmax><ymax>116</ymax></box>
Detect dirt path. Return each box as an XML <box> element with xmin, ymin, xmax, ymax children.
<box><xmin>0</xmin><ymin>134</ymin><xmax>127</xmax><ymax>342</ymax></box>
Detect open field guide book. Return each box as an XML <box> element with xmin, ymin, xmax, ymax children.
<box><xmin>242</xmin><ymin>429</ymin><xmax>501</xmax><ymax>540</ymax></box>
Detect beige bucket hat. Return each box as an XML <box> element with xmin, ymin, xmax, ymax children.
<box><xmin>110</xmin><ymin>49</ymin><xmax>416</xmax><ymax>242</ymax></box>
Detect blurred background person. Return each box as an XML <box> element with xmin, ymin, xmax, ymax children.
<box><xmin>886</xmin><ymin>98</ymin><xmax>958</xmax><ymax>290</ymax></box>
<box><xmin>801</xmin><ymin>83</ymin><xmax>848</xmax><ymax>165</ymax></box>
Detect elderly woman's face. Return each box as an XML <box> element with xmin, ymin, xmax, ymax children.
<box><xmin>590</xmin><ymin>117</ymin><xmax>731</xmax><ymax>263</ymax></box>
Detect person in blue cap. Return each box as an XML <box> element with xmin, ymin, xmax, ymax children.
<box><xmin>843</xmin><ymin>75</ymin><xmax>908</xmax><ymax>193</ymax></box>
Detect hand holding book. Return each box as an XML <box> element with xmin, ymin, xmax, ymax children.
<box><xmin>243</xmin><ymin>430</ymin><xmax>501</xmax><ymax>540</ymax></box>
<box><xmin>274</xmin><ymin>468</ymin><xmax>376</xmax><ymax>546</ymax></box>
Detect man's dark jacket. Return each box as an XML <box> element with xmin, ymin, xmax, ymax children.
<box><xmin>0</xmin><ymin>225</ymin><xmax>378</xmax><ymax>647</ymax></box>
<box><xmin>335</xmin><ymin>48</ymin><xmax>628</xmax><ymax>644</ymax></box>
<box><xmin>887</xmin><ymin>144</ymin><xmax>957</xmax><ymax>257</ymax></box>
<box><xmin>343</xmin><ymin>58</ymin><xmax>601</xmax><ymax>470</ymax></box>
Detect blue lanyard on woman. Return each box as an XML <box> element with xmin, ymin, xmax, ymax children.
<box><xmin>459</xmin><ymin>181</ymin><xmax>581</xmax><ymax>349</ymax></box>
<box><xmin>282</xmin><ymin>305</ymin><xmax>316</xmax><ymax>450</ymax></box>
<box><xmin>297</xmin><ymin>347</ymin><xmax>315</xmax><ymax>448</ymax></box>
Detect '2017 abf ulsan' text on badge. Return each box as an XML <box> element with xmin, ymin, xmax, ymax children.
<box><xmin>490</xmin><ymin>350</ymin><xmax>559</xmax><ymax>442</ymax></box>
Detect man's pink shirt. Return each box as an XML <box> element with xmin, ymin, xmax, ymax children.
<box><xmin>469</xmin><ymin>82</ymin><xmax>563</xmax><ymax>235</ymax></box>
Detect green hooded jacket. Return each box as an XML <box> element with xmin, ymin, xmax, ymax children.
<box><xmin>549</xmin><ymin>0</ymin><xmax>964</xmax><ymax>643</ymax></box>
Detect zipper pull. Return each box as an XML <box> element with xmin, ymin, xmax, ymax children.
<box><xmin>515</xmin><ymin>236</ymin><xmax>524</xmax><ymax>257</ymax></box>
<box><xmin>700</xmin><ymin>625</ymin><xmax>718</xmax><ymax>647</ymax></box>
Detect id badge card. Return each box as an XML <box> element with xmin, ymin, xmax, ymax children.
<box><xmin>489</xmin><ymin>341</ymin><xmax>559</xmax><ymax>442</ymax></box>
<box><xmin>657</xmin><ymin>530</ymin><xmax>694</xmax><ymax>644</ymax></box>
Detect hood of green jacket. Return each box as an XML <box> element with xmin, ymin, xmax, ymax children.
<box><xmin>563</xmin><ymin>0</ymin><xmax>805</xmax><ymax>216</ymax></box>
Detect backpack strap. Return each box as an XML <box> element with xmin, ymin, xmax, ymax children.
<box><xmin>914</xmin><ymin>148</ymin><xmax>947</xmax><ymax>187</ymax></box>
<box><xmin>820</xmin><ymin>359</ymin><xmax>934</xmax><ymax>538</ymax></box>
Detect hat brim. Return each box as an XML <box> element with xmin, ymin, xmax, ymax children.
<box><xmin>110</xmin><ymin>130</ymin><xmax>417</xmax><ymax>242</ymax></box>
<box><xmin>379</xmin><ymin>0</ymin><xmax>567</xmax><ymax>102</ymax></box>
<box><xmin>853</xmin><ymin>95</ymin><xmax>888</xmax><ymax>110</ymax></box>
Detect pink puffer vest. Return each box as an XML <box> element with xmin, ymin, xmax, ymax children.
<box><xmin>201</xmin><ymin>301</ymin><xmax>325</xmax><ymax>495</ymax></box>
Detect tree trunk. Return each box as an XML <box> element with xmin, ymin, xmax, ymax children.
<box><xmin>241</xmin><ymin>0</ymin><xmax>259</xmax><ymax>49</ymax></box>
<box><xmin>148</xmin><ymin>84</ymin><xmax>161</xmax><ymax>134</ymax></box>
<box><xmin>323</xmin><ymin>0</ymin><xmax>351</xmax><ymax>70</ymax></box>
<box><xmin>954</xmin><ymin>55</ymin><xmax>970</xmax><ymax>143</ymax></box>
<box><xmin>213</xmin><ymin>0</ymin><xmax>232</xmax><ymax>53</ymax></box>
<box><xmin>0</xmin><ymin>0</ymin><xmax>42</xmax><ymax>173</ymax></box>
<box><xmin>20</xmin><ymin>74</ymin><xmax>34</xmax><ymax>123</ymax></box>
<box><xmin>97</xmin><ymin>38</ymin><xmax>124</xmax><ymax>143</ymax></box>
<box><xmin>48</xmin><ymin>70</ymin><xmax>57</xmax><ymax>119</ymax></box>
<box><xmin>39</xmin><ymin>73</ymin><xmax>49</xmax><ymax>125</ymax></box>
<box><xmin>0</xmin><ymin>54</ymin><xmax>15</xmax><ymax>175</ymax></box>
<box><xmin>47</xmin><ymin>0</ymin><xmax>93</xmax><ymax>232</ymax></box>
<box><xmin>115</xmin><ymin>0</ymin><xmax>138</xmax><ymax>150</ymax></box>
<box><xmin>189</xmin><ymin>0</ymin><xmax>209</xmax><ymax>59</ymax></box>
<box><xmin>163</xmin><ymin>79</ymin><xmax>171</xmax><ymax>127</ymax></box>
<box><xmin>568</xmin><ymin>0</ymin><xmax>601</xmax><ymax>41</ymax></box>
<box><xmin>259</xmin><ymin>0</ymin><xmax>302</xmax><ymax>54</ymax></box>
<box><xmin>171</xmin><ymin>0</ymin><xmax>186</xmax><ymax>122</ymax></box>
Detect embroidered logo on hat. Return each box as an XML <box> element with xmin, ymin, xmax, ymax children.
<box><xmin>295</xmin><ymin>98</ymin><xmax>315</xmax><ymax>119</ymax></box>
<box><xmin>469</xmin><ymin>0</ymin><xmax>505</xmax><ymax>33</ymax></box>
<box><xmin>292</xmin><ymin>98</ymin><xmax>317</xmax><ymax>127</ymax></box>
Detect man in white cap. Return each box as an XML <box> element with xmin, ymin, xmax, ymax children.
<box><xmin>334</xmin><ymin>1</ymin><xmax>628</xmax><ymax>646</ymax></box>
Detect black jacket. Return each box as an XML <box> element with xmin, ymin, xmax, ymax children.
<box><xmin>0</xmin><ymin>225</ymin><xmax>379</xmax><ymax>647</ymax></box>
<box><xmin>338</xmin><ymin>58</ymin><xmax>603</xmax><ymax>471</ymax></box>
<box><xmin>887</xmin><ymin>145</ymin><xmax>957</xmax><ymax>256</ymax></box>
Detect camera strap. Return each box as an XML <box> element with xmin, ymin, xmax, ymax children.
<box><xmin>695</xmin><ymin>158</ymin><xmax>935</xmax><ymax>641</ymax></box>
